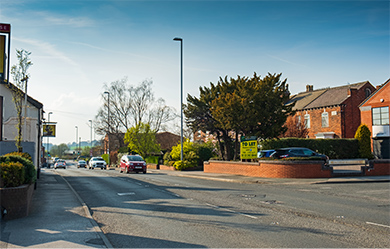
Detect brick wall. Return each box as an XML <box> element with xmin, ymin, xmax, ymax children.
<box><xmin>204</xmin><ymin>160</ymin><xmax>332</xmax><ymax>178</ymax></box>
<box><xmin>365</xmin><ymin>160</ymin><xmax>390</xmax><ymax>176</ymax></box>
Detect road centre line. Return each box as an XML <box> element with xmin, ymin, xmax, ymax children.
<box><xmin>366</xmin><ymin>221</ymin><xmax>390</xmax><ymax>228</ymax></box>
<box><xmin>205</xmin><ymin>203</ymin><xmax>258</xmax><ymax>219</ymax></box>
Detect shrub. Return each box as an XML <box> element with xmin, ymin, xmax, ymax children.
<box><xmin>145</xmin><ymin>156</ymin><xmax>159</xmax><ymax>164</ymax></box>
<box><xmin>169</xmin><ymin>140</ymin><xmax>199</xmax><ymax>170</ymax></box>
<box><xmin>355</xmin><ymin>124</ymin><xmax>374</xmax><ymax>159</ymax></box>
<box><xmin>101</xmin><ymin>154</ymin><xmax>109</xmax><ymax>165</ymax></box>
<box><xmin>4</xmin><ymin>152</ymin><xmax>32</xmax><ymax>162</ymax></box>
<box><xmin>0</xmin><ymin>162</ymin><xmax>25</xmax><ymax>188</ymax></box>
<box><xmin>193</xmin><ymin>141</ymin><xmax>215</xmax><ymax>166</ymax></box>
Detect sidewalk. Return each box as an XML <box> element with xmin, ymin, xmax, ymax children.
<box><xmin>0</xmin><ymin>169</ymin><xmax>111</xmax><ymax>248</ymax></box>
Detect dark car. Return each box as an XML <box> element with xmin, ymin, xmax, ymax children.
<box><xmin>271</xmin><ymin>147</ymin><xmax>329</xmax><ymax>164</ymax></box>
<box><xmin>120</xmin><ymin>155</ymin><xmax>147</xmax><ymax>174</ymax></box>
<box><xmin>257</xmin><ymin>150</ymin><xmax>275</xmax><ymax>158</ymax></box>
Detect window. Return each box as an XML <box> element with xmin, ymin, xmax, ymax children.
<box><xmin>322</xmin><ymin>112</ymin><xmax>329</xmax><ymax>127</ymax></box>
<box><xmin>304</xmin><ymin>114</ymin><xmax>310</xmax><ymax>129</ymax></box>
<box><xmin>365</xmin><ymin>88</ymin><xmax>372</xmax><ymax>98</ymax></box>
<box><xmin>372</xmin><ymin>107</ymin><xmax>389</xmax><ymax>125</ymax></box>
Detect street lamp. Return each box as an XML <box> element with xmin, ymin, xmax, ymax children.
<box><xmin>173</xmin><ymin>37</ymin><xmax>183</xmax><ymax>161</ymax></box>
<box><xmin>89</xmin><ymin>120</ymin><xmax>92</xmax><ymax>149</ymax></box>
<box><xmin>103</xmin><ymin>91</ymin><xmax>110</xmax><ymax>166</ymax></box>
<box><xmin>75</xmin><ymin>126</ymin><xmax>78</xmax><ymax>155</ymax></box>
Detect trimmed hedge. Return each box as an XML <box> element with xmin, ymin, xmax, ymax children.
<box><xmin>0</xmin><ymin>162</ymin><xmax>25</xmax><ymax>187</ymax></box>
<box><xmin>0</xmin><ymin>155</ymin><xmax>36</xmax><ymax>186</ymax></box>
<box><xmin>260</xmin><ymin>138</ymin><xmax>359</xmax><ymax>159</ymax></box>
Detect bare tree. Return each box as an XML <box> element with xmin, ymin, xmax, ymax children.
<box><xmin>94</xmin><ymin>77</ymin><xmax>176</xmax><ymax>148</ymax></box>
<box><xmin>9</xmin><ymin>49</ymin><xmax>33</xmax><ymax>152</ymax></box>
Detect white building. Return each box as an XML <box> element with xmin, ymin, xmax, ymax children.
<box><xmin>0</xmin><ymin>82</ymin><xmax>44</xmax><ymax>169</ymax></box>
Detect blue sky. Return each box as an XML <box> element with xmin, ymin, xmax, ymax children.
<box><xmin>1</xmin><ymin>0</ymin><xmax>389</xmax><ymax>145</ymax></box>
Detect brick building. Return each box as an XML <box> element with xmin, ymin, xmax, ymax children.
<box><xmin>359</xmin><ymin>79</ymin><xmax>389</xmax><ymax>159</ymax></box>
<box><xmin>286</xmin><ymin>81</ymin><xmax>375</xmax><ymax>139</ymax></box>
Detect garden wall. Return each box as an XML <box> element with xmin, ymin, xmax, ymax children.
<box><xmin>365</xmin><ymin>160</ymin><xmax>390</xmax><ymax>176</ymax></box>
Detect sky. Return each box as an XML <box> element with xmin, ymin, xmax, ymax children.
<box><xmin>1</xmin><ymin>0</ymin><xmax>389</xmax><ymax>146</ymax></box>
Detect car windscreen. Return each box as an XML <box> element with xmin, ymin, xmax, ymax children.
<box><xmin>127</xmin><ymin>156</ymin><xmax>144</xmax><ymax>161</ymax></box>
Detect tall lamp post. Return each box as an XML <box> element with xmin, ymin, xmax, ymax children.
<box><xmin>173</xmin><ymin>37</ymin><xmax>183</xmax><ymax>161</ymax></box>
<box><xmin>75</xmin><ymin>126</ymin><xmax>78</xmax><ymax>155</ymax></box>
<box><xmin>89</xmin><ymin>120</ymin><xmax>92</xmax><ymax>151</ymax></box>
<box><xmin>103</xmin><ymin>91</ymin><xmax>110</xmax><ymax>166</ymax></box>
<box><xmin>21</xmin><ymin>76</ymin><xmax>28</xmax><ymax>143</ymax></box>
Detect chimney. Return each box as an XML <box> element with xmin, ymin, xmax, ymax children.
<box><xmin>306</xmin><ymin>85</ymin><xmax>313</xmax><ymax>92</ymax></box>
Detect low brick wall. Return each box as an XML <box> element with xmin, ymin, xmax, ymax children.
<box><xmin>0</xmin><ymin>184</ymin><xmax>35</xmax><ymax>220</ymax></box>
<box><xmin>204</xmin><ymin>160</ymin><xmax>332</xmax><ymax>178</ymax></box>
<box><xmin>365</xmin><ymin>160</ymin><xmax>390</xmax><ymax>176</ymax></box>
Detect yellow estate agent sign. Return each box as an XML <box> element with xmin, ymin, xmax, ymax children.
<box><xmin>240</xmin><ymin>139</ymin><xmax>258</xmax><ymax>159</ymax></box>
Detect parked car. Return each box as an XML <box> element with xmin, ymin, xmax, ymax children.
<box><xmin>258</xmin><ymin>150</ymin><xmax>275</xmax><ymax>158</ymax></box>
<box><xmin>88</xmin><ymin>157</ymin><xmax>107</xmax><ymax>170</ymax></box>
<box><xmin>270</xmin><ymin>147</ymin><xmax>329</xmax><ymax>164</ymax></box>
<box><xmin>54</xmin><ymin>159</ymin><xmax>66</xmax><ymax>169</ymax></box>
<box><xmin>120</xmin><ymin>155</ymin><xmax>147</xmax><ymax>174</ymax></box>
<box><xmin>77</xmin><ymin>160</ymin><xmax>87</xmax><ymax>168</ymax></box>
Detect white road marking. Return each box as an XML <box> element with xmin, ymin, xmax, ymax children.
<box><xmin>117</xmin><ymin>192</ymin><xmax>135</xmax><ymax>196</ymax></box>
<box><xmin>366</xmin><ymin>221</ymin><xmax>390</xmax><ymax>228</ymax></box>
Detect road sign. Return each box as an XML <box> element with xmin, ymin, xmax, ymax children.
<box><xmin>240</xmin><ymin>140</ymin><xmax>258</xmax><ymax>159</ymax></box>
<box><xmin>0</xmin><ymin>24</ymin><xmax>10</xmax><ymax>33</ymax></box>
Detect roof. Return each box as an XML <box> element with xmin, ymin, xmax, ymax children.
<box><xmin>289</xmin><ymin>81</ymin><xmax>372</xmax><ymax>110</ymax></box>
<box><xmin>359</xmin><ymin>78</ymin><xmax>390</xmax><ymax>107</ymax></box>
<box><xmin>5</xmin><ymin>82</ymin><xmax>43</xmax><ymax>109</ymax></box>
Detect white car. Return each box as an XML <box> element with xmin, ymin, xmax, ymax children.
<box><xmin>88</xmin><ymin>157</ymin><xmax>107</xmax><ymax>170</ymax></box>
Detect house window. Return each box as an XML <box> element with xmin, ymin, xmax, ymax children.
<box><xmin>322</xmin><ymin>112</ymin><xmax>329</xmax><ymax>127</ymax></box>
<box><xmin>372</xmin><ymin>107</ymin><xmax>389</xmax><ymax>125</ymax></box>
<box><xmin>365</xmin><ymin>88</ymin><xmax>372</xmax><ymax>98</ymax></box>
<box><xmin>304</xmin><ymin>114</ymin><xmax>310</xmax><ymax>129</ymax></box>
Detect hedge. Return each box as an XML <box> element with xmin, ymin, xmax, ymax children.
<box><xmin>0</xmin><ymin>155</ymin><xmax>36</xmax><ymax>186</ymax></box>
<box><xmin>0</xmin><ymin>162</ymin><xmax>25</xmax><ymax>188</ymax></box>
<box><xmin>260</xmin><ymin>138</ymin><xmax>359</xmax><ymax>159</ymax></box>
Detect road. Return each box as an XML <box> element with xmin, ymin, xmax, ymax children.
<box><xmin>54</xmin><ymin>161</ymin><xmax>390</xmax><ymax>248</ymax></box>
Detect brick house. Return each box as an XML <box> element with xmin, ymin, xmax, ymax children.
<box><xmin>359</xmin><ymin>79</ymin><xmax>389</xmax><ymax>159</ymax></box>
<box><xmin>286</xmin><ymin>81</ymin><xmax>375</xmax><ymax>139</ymax></box>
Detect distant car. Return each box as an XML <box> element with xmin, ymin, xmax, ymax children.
<box><xmin>77</xmin><ymin>160</ymin><xmax>87</xmax><ymax>168</ymax></box>
<box><xmin>54</xmin><ymin>159</ymin><xmax>66</xmax><ymax>169</ymax></box>
<box><xmin>88</xmin><ymin>157</ymin><xmax>107</xmax><ymax>170</ymax></box>
<box><xmin>258</xmin><ymin>150</ymin><xmax>275</xmax><ymax>158</ymax></box>
<box><xmin>270</xmin><ymin>147</ymin><xmax>329</xmax><ymax>164</ymax></box>
<box><xmin>120</xmin><ymin>155</ymin><xmax>147</xmax><ymax>174</ymax></box>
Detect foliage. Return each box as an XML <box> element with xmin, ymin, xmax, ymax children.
<box><xmin>145</xmin><ymin>156</ymin><xmax>159</xmax><ymax>164</ymax></box>
<box><xmin>0</xmin><ymin>155</ymin><xmax>36</xmax><ymax>185</ymax></box>
<box><xmin>49</xmin><ymin>143</ymin><xmax>69</xmax><ymax>157</ymax></box>
<box><xmin>94</xmin><ymin>78</ymin><xmax>175</xmax><ymax>140</ymax></box>
<box><xmin>185</xmin><ymin>72</ymin><xmax>293</xmax><ymax>160</ymax></box>
<box><xmin>260</xmin><ymin>138</ymin><xmax>359</xmax><ymax>159</ymax></box>
<box><xmin>0</xmin><ymin>162</ymin><xmax>25</xmax><ymax>188</ymax></box>
<box><xmin>193</xmin><ymin>141</ymin><xmax>216</xmax><ymax>166</ymax></box>
<box><xmin>124</xmin><ymin>122</ymin><xmax>161</xmax><ymax>158</ymax></box>
<box><xmin>4</xmin><ymin>152</ymin><xmax>32</xmax><ymax>162</ymax></box>
<box><xmin>9</xmin><ymin>49</ymin><xmax>33</xmax><ymax>152</ymax></box>
<box><xmin>354</xmin><ymin>124</ymin><xmax>374</xmax><ymax>159</ymax></box>
<box><xmin>101</xmin><ymin>154</ymin><xmax>109</xmax><ymax>165</ymax></box>
<box><xmin>280</xmin><ymin>115</ymin><xmax>308</xmax><ymax>138</ymax></box>
<box><xmin>168</xmin><ymin>140</ymin><xmax>199</xmax><ymax>170</ymax></box>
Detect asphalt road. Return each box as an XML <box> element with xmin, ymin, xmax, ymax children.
<box><xmin>55</xmin><ymin>161</ymin><xmax>390</xmax><ymax>248</ymax></box>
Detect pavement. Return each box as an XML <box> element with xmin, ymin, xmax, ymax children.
<box><xmin>1</xmin><ymin>167</ymin><xmax>389</xmax><ymax>248</ymax></box>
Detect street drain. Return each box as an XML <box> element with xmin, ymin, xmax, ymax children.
<box><xmin>85</xmin><ymin>238</ymin><xmax>105</xmax><ymax>245</ymax></box>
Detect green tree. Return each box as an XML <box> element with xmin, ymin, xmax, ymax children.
<box><xmin>354</xmin><ymin>124</ymin><xmax>374</xmax><ymax>159</ymax></box>
<box><xmin>50</xmin><ymin>144</ymin><xmax>69</xmax><ymax>157</ymax></box>
<box><xmin>9</xmin><ymin>49</ymin><xmax>33</xmax><ymax>152</ymax></box>
<box><xmin>124</xmin><ymin>122</ymin><xmax>161</xmax><ymax>158</ymax></box>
